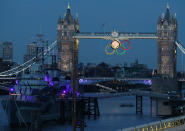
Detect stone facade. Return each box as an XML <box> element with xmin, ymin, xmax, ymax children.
<box><xmin>157</xmin><ymin>6</ymin><xmax>177</xmax><ymax>78</ymax></box>
<box><xmin>57</xmin><ymin>5</ymin><xmax>79</xmax><ymax>74</ymax></box>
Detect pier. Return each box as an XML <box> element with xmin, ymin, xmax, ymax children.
<box><xmin>0</xmin><ymin>95</ymin><xmax>100</xmax><ymax>131</ymax></box>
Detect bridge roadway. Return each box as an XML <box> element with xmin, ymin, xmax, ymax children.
<box><xmin>80</xmin><ymin>77</ymin><xmax>185</xmax><ymax>81</ymax></box>
<box><xmin>80</xmin><ymin>77</ymin><xmax>151</xmax><ymax>81</ymax></box>
<box><xmin>79</xmin><ymin>77</ymin><xmax>185</xmax><ymax>86</ymax></box>
<box><xmin>83</xmin><ymin>90</ymin><xmax>170</xmax><ymax>99</ymax></box>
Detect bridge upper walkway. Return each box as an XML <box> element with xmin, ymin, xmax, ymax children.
<box><xmin>74</xmin><ymin>32</ymin><xmax>158</xmax><ymax>40</ymax></box>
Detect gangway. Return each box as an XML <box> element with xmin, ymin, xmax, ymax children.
<box><xmin>95</xmin><ymin>83</ymin><xmax>117</xmax><ymax>93</ymax></box>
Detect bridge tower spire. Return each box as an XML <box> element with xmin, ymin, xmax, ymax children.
<box><xmin>68</xmin><ymin>2</ymin><xmax>70</xmax><ymax>9</ymax></box>
<box><xmin>166</xmin><ymin>2</ymin><xmax>170</xmax><ymax>9</ymax></box>
<box><xmin>57</xmin><ymin>4</ymin><xmax>80</xmax><ymax>131</ymax></box>
<box><xmin>57</xmin><ymin>4</ymin><xmax>79</xmax><ymax>74</ymax></box>
<box><xmin>157</xmin><ymin>4</ymin><xmax>178</xmax><ymax>78</ymax></box>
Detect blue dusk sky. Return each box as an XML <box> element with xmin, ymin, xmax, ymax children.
<box><xmin>0</xmin><ymin>0</ymin><xmax>185</xmax><ymax>71</ymax></box>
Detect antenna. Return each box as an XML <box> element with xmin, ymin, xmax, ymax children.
<box><xmin>37</xmin><ymin>24</ymin><xmax>43</xmax><ymax>42</ymax></box>
<box><xmin>36</xmin><ymin>24</ymin><xmax>45</xmax><ymax>66</ymax></box>
<box><xmin>162</xmin><ymin>13</ymin><xmax>165</xmax><ymax>18</ymax></box>
<box><xmin>76</xmin><ymin>13</ymin><xmax>79</xmax><ymax>18</ymax></box>
<box><xmin>166</xmin><ymin>2</ymin><xmax>170</xmax><ymax>9</ymax></box>
<box><xmin>174</xmin><ymin>13</ymin><xmax>176</xmax><ymax>18</ymax></box>
<box><xmin>40</xmin><ymin>24</ymin><xmax>42</xmax><ymax>34</ymax></box>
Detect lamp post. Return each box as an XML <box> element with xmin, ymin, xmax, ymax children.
<box><xmin>72</xmin><ymin>38</ymin><xmax>79</xmax><ymax>131</ymax></box>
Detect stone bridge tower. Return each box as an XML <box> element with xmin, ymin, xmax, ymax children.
<box><xmin>57</xmin><ymin>4</ymin><xmax>79</xmax><ymax>74</ymax></box>
<box><xmin>157</xmin><ymin>4</ymin><xmax>177</xmax><ymax>78</ymax></box>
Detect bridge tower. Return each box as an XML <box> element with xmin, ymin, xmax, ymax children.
<box><xmin>157</xmin><ymin>4</ymin><xmax>177</xmax><ymax>78</ymax></box>
<box><xmin>57</xmin><ymin>3</ymin><xmax>79</xmax><ymax>74</ymax></box>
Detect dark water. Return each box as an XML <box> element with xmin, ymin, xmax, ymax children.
<box><xmin>0</xmin><ymin>95</ymin><xmax>161</xmax><ymax>131</ymax></box>
<box><xmin>43</xmin><ymin>96</ymin><xmax>161</xmax><ymax>131</ymax></box>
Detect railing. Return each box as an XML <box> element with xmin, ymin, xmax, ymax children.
<box><xmin>118</xmin><ymin>115</ymin><xmax>185</xmax><ymax>131</ymax></box>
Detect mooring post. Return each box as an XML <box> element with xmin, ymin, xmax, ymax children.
<box><xmin>150</xmin><ymin>97</ymin><xmax>153</xmax><ymax>116</ymax></box>
<box><xmin>60</xmin><ymin>100</ymin><xmax>65</xmax><ymax>123</ymax></box>
<box><xmin>156</xmin><ymin>98</ymin><xmax>158</xmax><ymax>116</ymax></box>
<box><xmin>97</xmin><ymin>99</ymin><xmax>100</xmax><ymax>117</ymax></box>
<box><xmin>94</xmin><ymin>98</ymin><xmax>96</xmax><ymax>120</ymax></box>
<box><xmin>88</xmin><ymin>97</ymin><xmax>90</xmax><ymax>119</ymax></box>
<box><xmin>141</xmin><ymin>96</ymin><xmax>143</xmax><ymax>113</ymax></box>
<box><xmin>79</xmin><ymin>99</ymin><xmax>85</xmax><ymax>131</ymax></box>
<box><xmin>136</xmin><ymin>95</ymin><xmax>143</xmax><ymax>114</ymax></box>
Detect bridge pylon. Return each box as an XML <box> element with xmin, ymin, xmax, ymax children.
<box><xmin>157</xmin><ymin>4</ymin><xmax>177</xmax><ymax>78</ymax></box>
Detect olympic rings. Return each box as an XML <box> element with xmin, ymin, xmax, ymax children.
<box><xmin>105</xmin><ymin>44</ymin><xmax>116</xmax><ymax>55</ymax></box>
<box><xmin>116</xmin><ymin>48</ymin><xmax>126</xmax><ymax>55</ymax></box>
<box><xmin>121</xmin><ymin>40</ymin><xmax>131</xmax><ymax>50</ymax></box>
<box><xmin>105</xmin><ymin>40</ymin><xmax>131</xmax><ymax>56</ymax></box>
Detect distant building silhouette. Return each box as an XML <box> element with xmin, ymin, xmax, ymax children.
<box><xmin>24</xmin><ymin>42</ymin><xmax>37</xmax><ymax>62</ymax></box>
<box><xmin>87</xmin><ymin>63</ymin><xmax>96</xmax><ymax>68</ymax></box>
<box><xmin>0</xmin><ymin>58</ymin><xmax>13</xmax><ymax>73</ymax></box>
<box><xmin>124</xmin><ymin>59</ymin><xmax>152</xmax><ymax>78</ymax></box>
<box><xmin>2</xmin><ymin>41</ymin><xmax>13</xmax><ymax>62</ymax></box>
<box><xmin>57</xmin><ymin>3</ymin><xmax>79</xmax><ymax>74</ymax></box>
<box><xmin>157</xmin><ymin>4</ymin><xmax>177</xmax><ymax>78</ymax></box>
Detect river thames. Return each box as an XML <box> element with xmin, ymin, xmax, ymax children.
<box><xmin>43</xmin><ymin>95</ymin><xmax>161</xmax><ymax>131</ymax></box>
<box><xmin>0</xmin><ymin>95</ymin><xmax>162</xmax><ymax>131</ymax></box>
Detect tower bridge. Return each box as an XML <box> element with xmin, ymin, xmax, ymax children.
<box><xmin>0</xmin><ymin>3</ymin><xmax>184</xmax><ymax>131</ymax></box>
<box><xmin>56</xmin><ymin>4</ymin><xmax>185</xmax><ymax>123</ymax></box>
<box><xmin>0</xmin><ymin>4</ymin><xmax>184</xmax><ymax>92</ymax></box>
<box><xmin>0</xmin><ymin>4</ymin><xmax>181</xmax><ymax>80</ymax></box>
<box><xmin>57</xmin><ymin>3</ymin><xmax>179</xmax><ymax>81</ymax></box>
<box><xmin>0</xmin><ymin>3</ymin><xmax>184</xmax><ymax>93</ymax></box>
